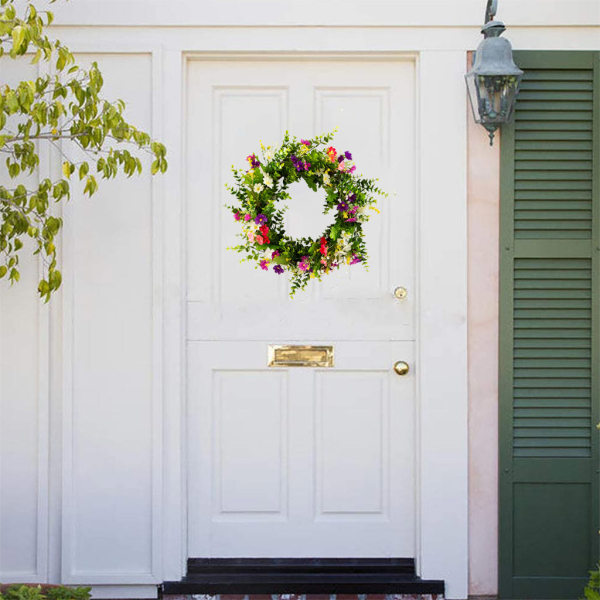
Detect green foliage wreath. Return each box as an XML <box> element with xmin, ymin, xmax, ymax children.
<box><xmin>226</xmin><ymin>132</ymin><xmax>385</xmax><ymax>296</ymax></box>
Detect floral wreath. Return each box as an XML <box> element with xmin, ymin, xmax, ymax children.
<box><xmin>226</xmin><ymin>131</ymin><xmax>385</xmax><ymax>296</ymax></box>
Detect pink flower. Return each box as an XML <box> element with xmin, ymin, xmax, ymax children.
<box><xmin>321</xmin><ymin>258</ymin><xmax>328</xmax><ymax>266</ymax></box>
<box><xmin>255</xmin><ymin>235</ymin><xmax>264</xmax><ymax>245</ymax></box>
<box><xmin>301</xmin><ymin>139</ymin><xmax>311</xmax><ymax>146</ymax></box>
<box><xmin>272</xmin><ymin>250</ymin><xmax>280</xmax><ymax>258</ymax></box>
<box><xmin>234</xmin><ymin>212</ymin><xmax>241</xmax><ymax>221</ymax></box>
<box><xmin>349</xmin><ymin>165</ymin><xmax>356</xmax><ymax>174</ymax></box>
<box><xmin>298</xmin><ymin>256</ymin><xmax>310</xmax><ymax>272</ymax></box>
<box><xmin>350</xmin><ymin>255</ymin><xmax>362</xmax><ymax>265</ymax></box>
<box><xmin>247</xmin><ymin>232</ymin><xmax>255</xmax><ymax>242</ymax></box>
<box><xmin>338</xmin><ymin>162</ymin><xmax>345</xmax><ymax>171</ymax></box>
<box><xmin>244</xmin><ymin>214</ymin><xmax>251</xmax><ymax>222</ymax></box>
<box><xmin>260</xmin><ymin>259</ymin><xmax>269</xmax><ymax>270</ymax></box>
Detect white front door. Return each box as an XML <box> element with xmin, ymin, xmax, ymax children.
<box><xmin>186</xmin><ymin>57</ymin><xmax>416</xmax><ymax>557</ymax></box>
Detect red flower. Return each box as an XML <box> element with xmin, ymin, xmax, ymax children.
<box><xmin>260</xmin><ymin>224</ymin><xmax>270</xmax><ymax>237</ymax></box>
<box><xmin>320</xmin><ymin>237</ymin><xmax>328</xmax><ymax>255</ymax></box>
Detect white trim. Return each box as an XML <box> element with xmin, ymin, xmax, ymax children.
<box><xmin>35</xmin><ymin>64</ymin><xmax>52</xmax><ymax>580</ymax></box>
<box><xmin>180</xmin><ymin>49</ymin><xmax>469</xmax><ymax>596</ymax></box>
<box><xmin>416</xmin><ymin>50</ymin><xmax>469</xmax><ymax>600</ymax></box>
<box><xmin>46</xmin><ymin>26</ymin><xmax>600</xmax><ymax>56</ymax></box>
<box><xmin>0</xmin><ymin>59</ymin><xmax>52</xmax><ymax>584</ymax></box>
<box><xmin>47</xmin><ymin>0</ymin><xmax>600</xmax><ymax>27</ymax></box>
<box><xmin>159</xmin><ymin>47</ymin><xmax>187</xmax><ymax>582</ymax></box>
<box><xmin>150</xmin><ymin>46</ymin><xmax>166</xmax><ymax>584</ymax></box>
<box><xmin>60</xmin><ymin>49</ymin><xmax>164</xmax><ymax>585</ymax></box>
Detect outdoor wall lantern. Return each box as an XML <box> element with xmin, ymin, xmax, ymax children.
<box><xmin>465</xmin><ymin>0</ymin><xmax>523</xmax><ymax>145</ymax></box>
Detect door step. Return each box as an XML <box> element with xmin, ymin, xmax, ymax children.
<box><xmin>161</xmin><ymin>559</ymin><xmax>444</xmax><ymax>595</ymax></box>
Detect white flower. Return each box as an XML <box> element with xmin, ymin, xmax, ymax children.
<box><xmin>253</xmin><ymin>183</ymin><xmax>264</xmax><ymax>193</ymax></box>
<box><xmin>264</xmin><ymin>149</ymin><xmax>274</xmax><ymax>161</ymax></box>
<box><xmin>357</xmin><ymin>206</ymin><xmax>368</xmax><ymax>221</ymax></box>
<box><xmin>322</xmin><ymin>172</ymin><xmax>331</xmax><ymax>185</ymax></box>
<box><xmin>263</xmin><ymin>172</ymin><xmax>274</xmax><ymax>188</ymax></box>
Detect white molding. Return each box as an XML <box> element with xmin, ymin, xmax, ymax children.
<box><xmin>46</xmin><ymin>26</ymin><xmax>600</xmax><ymax>56</ymax></box>
<box><xmin>60</xmin><ymin>49</ymin><xmax>164</xmax><ymax>585</ymax></box>
<box><xmin>35</xmin><ymin>59</ymin><xmax>52</xmax><ymax>581</ymax></box>
<box><xmin>416</xmin><ymin>50</ymin><xmax>469</xmax><ymax>600</ymax></box>
<box><xmin>181</xmin><ymin>49</ymin><xmax>469</xmax><ymax>595</ymax></box>
<box><xmin>150</xmin><ymin>46</ymin><xmax>166</xmax><ymax>584</ymax></box>
<box><xmin>0</xmin><ymin>59</ymin><xmax>51</xmax><ymax>583</ymax></box>
<box><xmin>158</xmin><ymin>47</ymin><xmax>187</xmax><ymax>582</ymax></box>
<box><xmin>46</xmin><ymin>0</ymin><xmax>600</xmax><ymax>27</ymax></box>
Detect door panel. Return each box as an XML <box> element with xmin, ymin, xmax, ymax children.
<box><xmin>186</xmin><ymin>58</ymin><xmax>416</xmax><ymax>558</ymax></box>
<box><xmin>187</xmin><ymin>341</ymin><xmax>415</xmax><ymax>557</ymax></box>
<box><xmin>186</xmin><ymin>59</ymin><xmax>415</xmax><ymax>341</ymax></box>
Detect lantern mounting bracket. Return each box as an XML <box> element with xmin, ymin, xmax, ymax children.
<box><xmin>485</xmin><ymin>0</ymin><xmax>498</xmax><ymax>23</ymax></box>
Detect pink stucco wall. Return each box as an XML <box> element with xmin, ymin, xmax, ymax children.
<box><xmin>467</xmin><ymin>53</ymin><xmax>500</xmax><ymax>596</ymax></box>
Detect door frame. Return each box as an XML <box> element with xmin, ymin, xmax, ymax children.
<box><xmin>178</xmin><ymin>50</ymin><xmax>469</xmax><ymax>598</ymax></box>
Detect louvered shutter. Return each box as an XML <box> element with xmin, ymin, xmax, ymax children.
<box><xmin>499</xmin><ymin>52</ymin><xmax>600</xmax><ymax>599</ymax></box>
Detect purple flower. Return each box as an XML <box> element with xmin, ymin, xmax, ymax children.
<box><xmin>273</xmin><ymin>264</ymin><xmax>284</xmax><ymax>274</ymax></box>
<box><xmin>344</xmin><ymin>151</ymin><xmax>352</xmax><ymax>160</ymax></box>
<box><xmin>337</xmin><ymin>201</ymin><xmax>349</xmax><ymax>211</ymax></box>
<box><xmin>272</xmin><ymin>250</ymin><xmax>280</xmax><ymax>258</ymax></box>
<box><xmin>345</xmin><ymin>217</ymin><xmax>357</xmax><ymax>223</ymax></box>
<box><xmin>350</xmin><ymin>255</ymin><xmax>362</xmax><ymax>265</ymax></box>
<box><xmin>348</xmin><ymin>193</ymin><xmax>356</xmax><ymax>202</ymax></box>
<box><xmin>304</xmin><ymin>162</ymin><xmax>311</xmax><ymax>171</ymax></box>
<box><xmin>255</xmin><ymin>213</ymin><xmax>268</xmax><ymax>225</ymax></box>
<box><xmin>246</xmin><ymin>153</ymin><xmax>260</xmax><ymax>169</ymax></box>
<box><xmin>337</xmin><ymin>155</ymin><xmax>345</xmax><ymax>163</ymax></box>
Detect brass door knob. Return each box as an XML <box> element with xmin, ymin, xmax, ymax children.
<box><xmin>393</xmin><ymin>361</ymin><xmax>410</xmax><ymax>376</ymax></box>
<box><xmin>393</xmin><ymin>286</ymin><xmax>408</xmax><ymax>300</ymax></box>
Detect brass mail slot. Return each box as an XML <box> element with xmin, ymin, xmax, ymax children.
<box><xmin>268</xmin><ymin>345</ymin><xmax>334</xmax><ymax>368</ymax></box>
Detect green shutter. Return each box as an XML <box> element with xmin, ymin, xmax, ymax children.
<box><xmin>499</xmin><ymin>51</ymin><xmax>600</xmax><ymax>599</ymax></box>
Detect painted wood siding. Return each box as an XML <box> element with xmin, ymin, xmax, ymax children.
<box><xmin>499</xmin><ymin>51</ymin><xmax>600</xmax><ymax>599</ymax></box>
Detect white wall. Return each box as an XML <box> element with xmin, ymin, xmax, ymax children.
<box><xmin>0</xmin><ymin>1</ymin><xmax>598</xmax><ymax>598</ymax></box>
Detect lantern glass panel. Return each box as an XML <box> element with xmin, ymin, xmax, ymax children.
<box><xmin>465</xmin><ymin>71</ymin><xmax>522</xmax><ymax>127</ymax></box>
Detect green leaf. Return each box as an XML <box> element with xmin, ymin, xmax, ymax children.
<box><xmin>11</xmin><ymin>25</ymin><xmax>25</xmax><ymax>52</ymax></box>
<box><xmin>62</xmin><ymin>161</ymin><xmax>73</xmax><ymax>178</ymax></box>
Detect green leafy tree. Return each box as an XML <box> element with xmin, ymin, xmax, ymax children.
<box><xmin>0</xmin><ymin>0</ymin><xmax>167</xmax><ymax>300</ymax></box>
